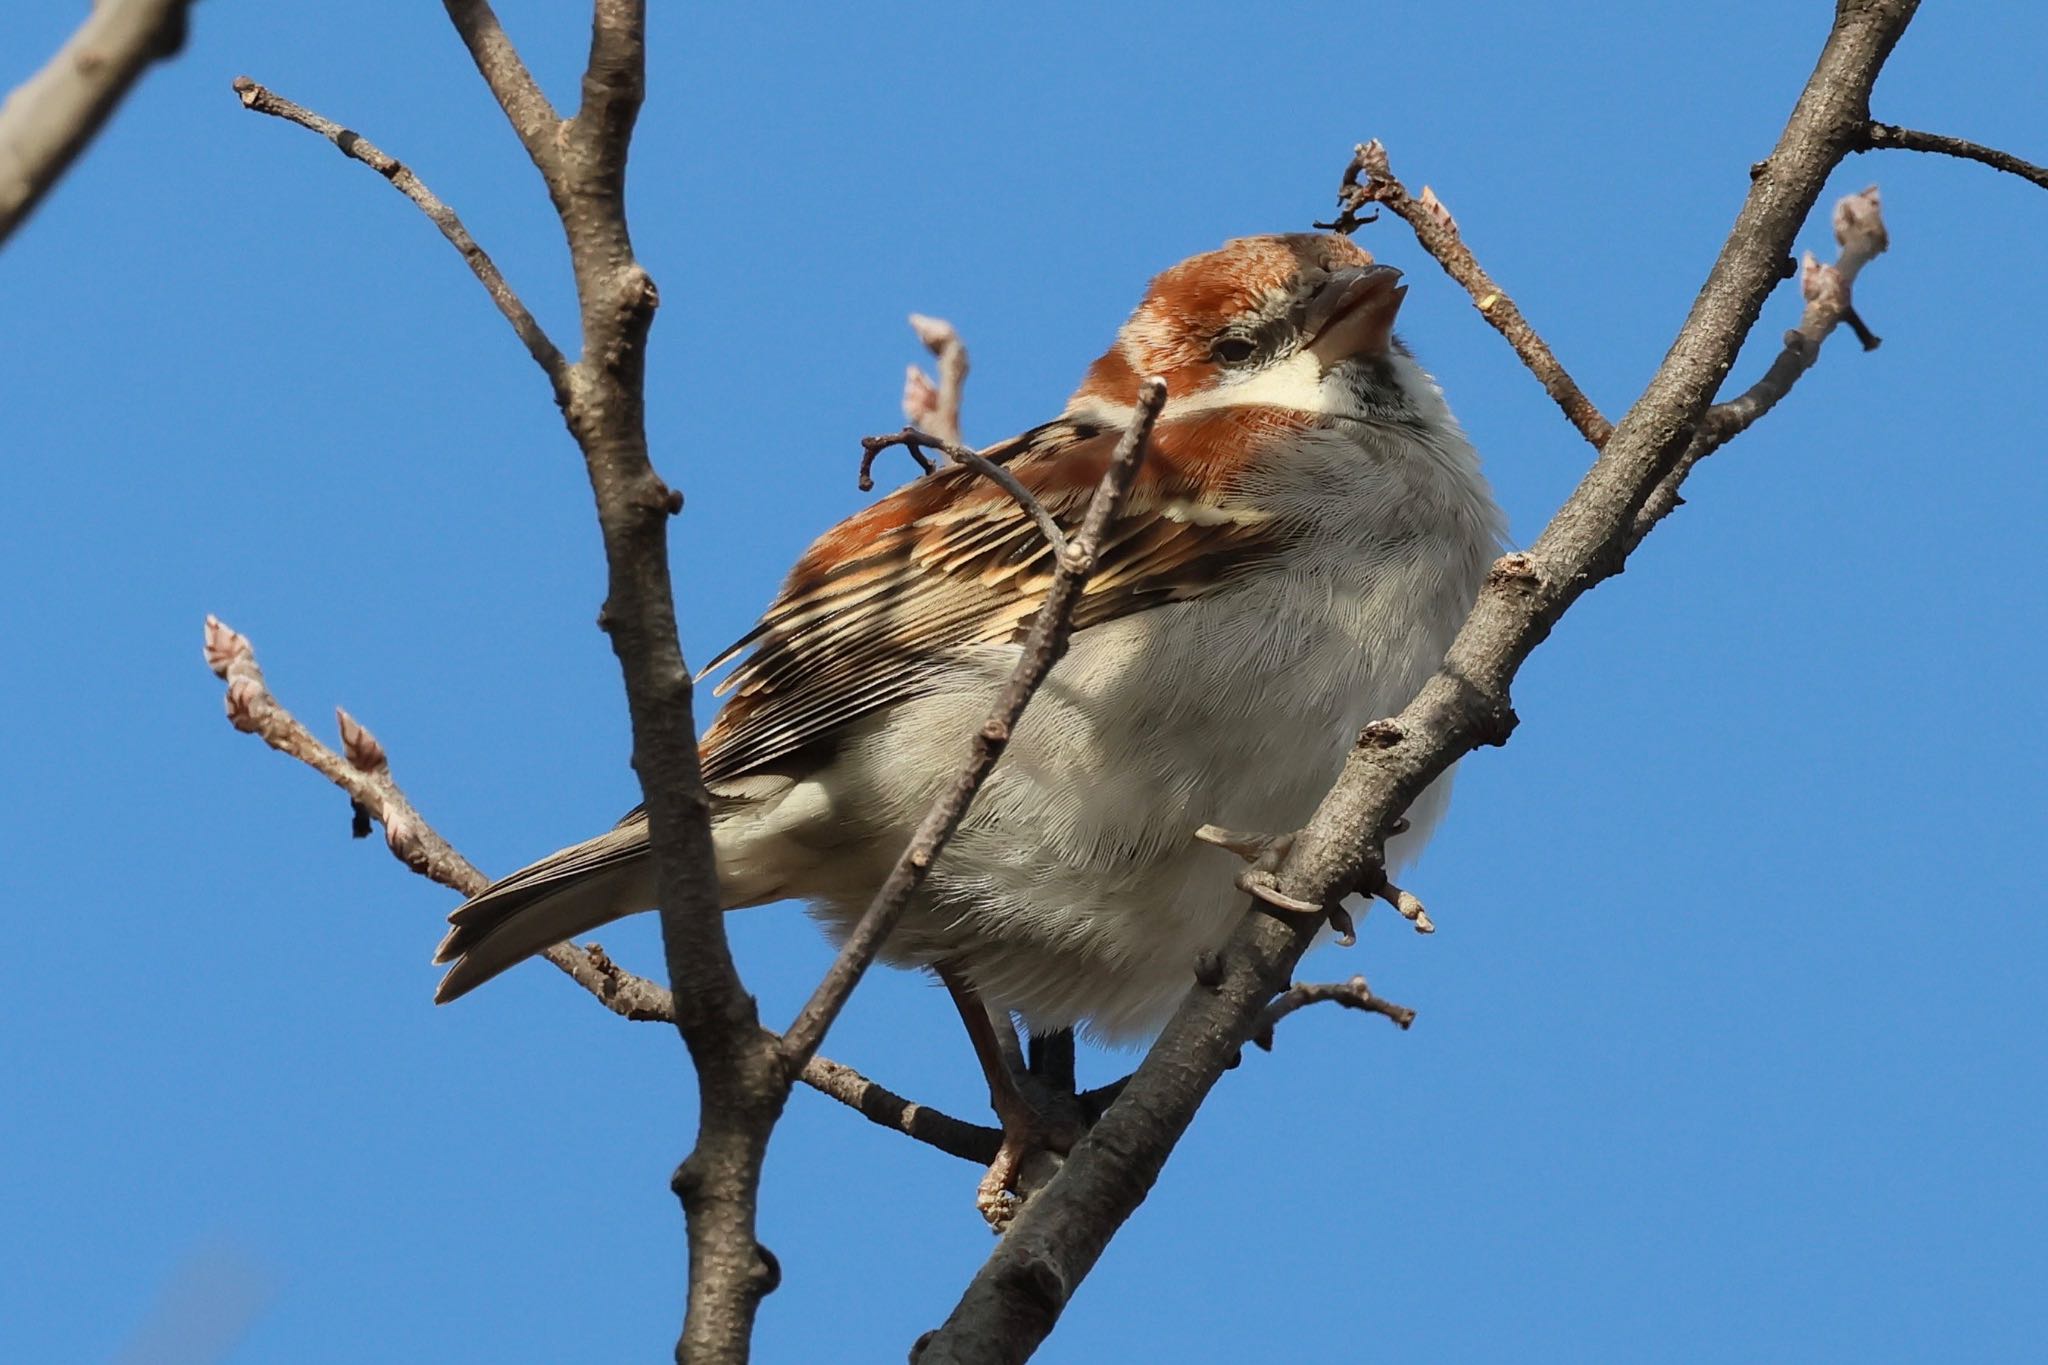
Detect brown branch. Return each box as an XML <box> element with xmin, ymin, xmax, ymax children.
<box><xmin>904</xmin><ymin>314</ymin><xmax>971</xmax><ymax>445</ymax></box>
<box><xmin>860</xmin><ymin>429</ymin><xmax>938</xmax><ymax>485</ymax></box>
<box><xmin>1861</xmin><ymin>120</ymin><xmax>2048</xmax><ymax>191</ymax></box>
<box><xmin>203</xmin><ymin>616</ymin><xmax>676</xmax><ymax>1020</ymax></box>
<box><xmin>1322</xmin><ymin>138</ymin><xmax>1614</xmax><ymax>450</ymax></box>
<box><xmin>1250</xmin><ymin>977</ymin><xmax>1416</xmax><ymax>1052</ymax></box>
<box><xmin>917</xmin><ymin>3</ymin><xmax>1921</xmax><ymax>1360</ymax></box>
<box><xmin>229</xmin><ymin>77</ymin><xmax>570</xmax><ymax>399</ymax></box>
<box><xmin>859</xmin><ymin>427</ymin><xmax>1071</xmax><ymax>556</ymax></box>
<box><xmin>798</xmin><ymin>1054</ymin><xmax>1002</xmax><ymax>1165</ymax></box>
<box><xmin>204</xmin><ymin>617</ymin><xmax>1005</xmax><ymax>1163</ymax></box>
<box><xmin>440</xmin><ymin>0</ymin><xmax>565</xmax><ymax>181</ymax></box>
<box><xmin>781</xmin><ymin>378</ymin><xmax>1168</xmax><ymax>1074</ymax></box>
<box><xmin>0</xmin><ymin>0</ymin><xmax>195</xmax><ymax>247</ymax></box>
<box><xmin>440</xmin><ymin>3</ymin><xmax>777</xmax><ymax>1356</ymax></box>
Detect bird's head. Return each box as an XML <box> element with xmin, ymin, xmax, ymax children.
<box><xmin>1068</xmin><ymin>233</ymin><xmax>1416</xmax><ymax>425</ymax></box>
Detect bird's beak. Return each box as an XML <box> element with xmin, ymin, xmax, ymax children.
<box><xmin>1302</xmin><ymin>265</ymin><xmax>1406</xmax><ymax>370</ymax></box>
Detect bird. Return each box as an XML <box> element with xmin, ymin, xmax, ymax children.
<box><xmin>435</xmin><ymin>231</ymin><xmax>1504</xmax><ymax>1213</ymax></box>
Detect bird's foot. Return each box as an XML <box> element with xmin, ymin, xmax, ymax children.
<box><xmin>1196</xmin><ymin>824</ymin><xmax>1362</xmax><ymax>945</ymax></box>
<box><xmin>976</xmin><ymin>1112</ymin><xmax>1070</xmax><ymax>1232</ymax></box>
<box><xmin>1194</xmin><ymin>824</ymin><xmax>1319</xmax><ymax>911</ymax></box>
<box><xmin>976</xmin><ymin>1067</ymin><xmax>1080</xmax><ymax>1231</ymax></box>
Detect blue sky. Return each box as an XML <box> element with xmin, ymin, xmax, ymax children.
<box><xmin>4</xmin><ymin>2</ymin><xmax>2044</xmax><ymax>1361</ymax></box>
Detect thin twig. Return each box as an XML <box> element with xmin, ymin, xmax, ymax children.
<box><xmin>230</xmin><ymin>77</ymin><xmax>570</xmax><ymax>398</ymax></box>
<box><xmin>203</xmin><ymin>617</ymin><xmax>1004</xmax><ymax>1156</ymax></box>
<box><xmin>781</xmin><ymin>379</ymin><xmax>1168</xmax><ymax>1075</ymax></box>
<box><xmin>202</xmin><ymin>616</ymin><xmax>675</xmax><ymax>1020</ymax></box>
<box><xmin>797</xmin><ymin>1054</ymin><xmax>1004</xmax><ymax>1165</ymax></box>
<box><xmin>1321</xmin><ymin>139</ymin><xmax>1613</xmax><ymax>450</ymax></box>
<box><xmin>1250</xmin><ymin>977</ymin><xmax>1416</xmax><ymax>1051</ymax></box>
<box><xmin>904</xmin><ymin>314</ymin><xmax>971</xmax><ymax>445</ymax></box>
<box><xmin>858</xmin><ymin>429</ymin><xmax>936</xmax><ymax>486</ymax></box>
<box><xmin>1861</xmin><ymin>121</ymin><xmax>2048</xmax><ymax>191</ymax></box>
<box><xmin>860</xmin><ymin>426</ymin><xmax>1072</xmax><ymax>558</ymax></box>
<box><xmin>1630</xmin><ymin>185</ymin><xmax>1891</xmax><ymax>548</ymax></box>
<box><xmin>0</xmin><ymin>0</ymin><xmax>195</xmax><ymax>247</ymax></box>
<box><xmin>439</xmin><ymin>0</ymin><xmax>564</xmax><ymax>179</ymax></box>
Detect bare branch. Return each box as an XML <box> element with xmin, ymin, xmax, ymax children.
<box><xmin>440</xmin><ymin>1</ymin><xmax>565</xmax><ymax>182</ymax></box>
<box><xmin>428</xmin><ymin>4</ymin><xmax>781</xmax><ymax>1356</ymax></box>
<box><xmin>1861</xmin><ymin>120</ymin><xmax>2048</xmax><ymax>191</ymax></box>
<box><xmin>781</xmin><ymin>379</ymin><xmax>1169</xmax><ymax>1074</ymax></box>
<box><xmin>904</xmin><ymin>313</ymin><xmax>971</xmax><ymax>445</ymax></box>
<box><xmin>207</xmin><ymin>617</ymin><xmax>1015</xmax><ymax>1166</ymax></box>
<box><xmin>1630</xmin><ymin>185</ymin><xmax>1892</xmax><ymax>549</ymax></box>
<box><xmin>0</xmin><ymin>0</ymin><xmax>194</xmax><ymax>247</ymax></box>
<box><xmin>918</xmin><ymin>4</ymin><xmax>1921</xmax><ymax>1359</ymax></box>
<box><xmin>859</xmin><ymin>428</ymin><xmax>939</xmax><ymax>486</ymax></box>
<box><xmin>1322</xmin><ymin>138</ymin><xmax>1614</xmax><ymax>450</ymax></box>
<box><xmin>859</xmin><ymin>426</ymin><xmax>1070</xmax><ymax>557</ymax></box>
<box><xmin>203</xmin><ymin>616</ymin><xmax>676</xmax><ymax>1020</ymax></box>
<box><xmin>797</xmin><ymin>1055</ymin><xmax>1002</xmax><ymax>1166</ymax></box>
<box><xmin>230</xmin><ymin>77</ymin><xmax>570</xmax><ymax>398</ymax></box>
<box><xmin>1250</xmin><ymin>977</ymin><xmax>1416</xmax><ymax>1051</ymax></box>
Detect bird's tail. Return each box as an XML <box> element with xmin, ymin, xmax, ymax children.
<box><xmin>433</xmin><ymin>814</ymin><xmax>657</xmax><ymax>1004</ymax></box>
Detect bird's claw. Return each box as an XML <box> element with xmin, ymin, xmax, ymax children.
<box><xmin>1235</xmin><ymin>867</ymin><xmax>1322</xmax><ymax>914</ymax></box>
<box><xmin>1199</xmin><ymin>823</ymin><xmax>1363</xmax><ymax>942</ymax></box>
<box><xmin>1200</xmin><ymin>824</ymin><xmax>1318</xmax><ymax>910</ymax></box>
<box><xmin>977</xmin><ymin>1140</ymin><xmax>1064</xmax><ymax>1232</ymax></box>
<box><xmin>1194</xmin><ymin>823</ymin><xmax>1294</xmax><ymax>866</ymax></box>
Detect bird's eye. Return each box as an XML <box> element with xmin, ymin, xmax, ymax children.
<box><xmin>1211</xmin><ymin>336</ymin><xmax>1257</xmax><ymax>366</ymax></box>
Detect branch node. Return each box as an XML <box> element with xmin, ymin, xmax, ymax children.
<box><xmin>1486</xmin><ymin>551</ymin><xmax>1543</xmax><ymax>592</ymax></box>
<box><xmin>1358</xmin><ymin>719</ymin><xmax>1405</xmax><ymax>749</ymax></box>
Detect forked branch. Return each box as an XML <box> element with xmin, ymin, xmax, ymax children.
<box><xmin>202</xmin><ymin>616</ymin><xmax>1004</xmax><ymax>1155</ymax></box>
<box><xmin>230</xmin><ymin>77</ymin><xmax>570</xmax><ymax>398</ymax></box>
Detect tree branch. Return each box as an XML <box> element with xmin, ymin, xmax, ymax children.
<box><xmin>1321</xmin><ymin>138</ymin><xmax>1613</xmax><ymax>450</ymax></box>
<box><xmin>797</xmin><ymin>1055</ymin><xmax>1002</xmax><ymax>1165</ymax></box>
<box><xmin>201</xmin><ymin>616</ymin><xmax>675</xmax><ymax>1020</ymax></box>
<box><xmin>245</xmin><ymin>4</ymin><xmax>755</xmax><ymax>1351</ymax></box>
<box><xmin>0</xmin><ymin>0</ymin><xmax>195</xmax><ymax>247</ymax></box>
<box><xmin>1250</xmin><ymin>977</ymin><xmax>1416</xmax><ymax>1051</ymax></box>
<box><xmin>780</xmin><ymin>379</ymin><xmax>1168</xmax><ymax>1075</ymax></box>
<box><xmin>1860</xmin><ymin>120</ymin><xmax>2048</xmax><ymax>191</ymax></box>
<box><xmin>203</xmin><ymin>617</ymin><xmax>1008</xmax><ymax>1164</ymax></box>
<box><xmin>917</xmin><ymin>3</ymin><xmax>1921</xmax><ymax>1359</ymax></box>
<box><xmin>1630</xmin><ymin>185</ymin><xmax>1890</xmax><ymax>549</ymax></box>
<box><xmin>437</xmin><ymin>4</ymin><xmax>781</xmax><ymax>1357</ymax></box>
<box><xmin>229</xmin><ymin>77</ymin><xmax>571</xmax><ymax>398</ymax></box>
<box><xmin>858</xmin><ymin>427</ymin><xmax>1070</xmax><ymax>556</ymax></box>
<box><xmin>439</xmin><ymin>0</ymin><xmax>564</xmax><ymax>182</ymax></box>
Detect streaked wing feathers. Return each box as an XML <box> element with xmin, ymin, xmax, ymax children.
<box><xmin>698</xmin><ymin>407</ymin><xmax>1307</xmax><ymax>785</ymax></box>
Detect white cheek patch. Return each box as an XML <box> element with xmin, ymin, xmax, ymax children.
<box><xmin>1167</xmin><ymin>350</ymin><xmax>1335</xmax><ymax>418</ymax></box>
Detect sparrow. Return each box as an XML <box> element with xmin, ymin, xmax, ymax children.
<box><xmin>435</xmin><ymin>232</ymin><xmax>1502</xmax><ymax>1205</ymax></box>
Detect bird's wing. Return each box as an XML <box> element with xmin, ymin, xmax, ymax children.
<box><xmin>696</xmin><ymin>406</ymin><xmax>1314</xmax><ymax>786</ymax></box>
